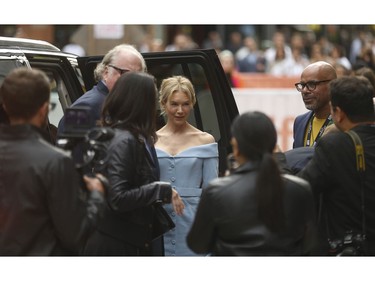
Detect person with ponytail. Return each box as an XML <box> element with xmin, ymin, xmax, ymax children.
<box><xmin>187</xmin><ymin>111</ymin><xmax>316</xmax><ymax>256</ymax></box>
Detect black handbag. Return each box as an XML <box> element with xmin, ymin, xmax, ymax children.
<box><xmin>152</xmin><ymin>201</ymin><xmax>175</xmax><ymax>240</ymax></box>
<box><xmin>134</xmin><ymin>138</ymin><xmax>175</xmax><ymax>240</ymax></box>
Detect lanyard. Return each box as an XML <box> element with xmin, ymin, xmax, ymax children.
<box><xmin>305</xmin><ymin>115</ymin><xmax>332</xmax><ymax>147</ymax></box>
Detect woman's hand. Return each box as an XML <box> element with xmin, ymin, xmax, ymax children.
<box><xmin>172</xmin><ymin>188</ymin><xmax>185</xmax><ymax>216</ymax></box>
<box><xmin>83</xmin><ymin>174</ymin><xmax>106</xmax><ymax>194</ymax></box>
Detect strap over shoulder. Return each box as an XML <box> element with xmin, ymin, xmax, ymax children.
<box><xmin>346</xmin><ymin>130</ymin><xmax>365</xmax><ymax>172</ymax></box>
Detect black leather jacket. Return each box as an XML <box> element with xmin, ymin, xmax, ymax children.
<box><xmin>187</xmin><ymin>161</ymin><xmax>316</xmax><ymax>256</ymax></box>
<box><xmin>0</xmin><ymin>124</ymin><xmax>105</xmax><ymax>255</ymax></box>
<box><xmin>90</xmin><ymin>129</ymin><xmax>172</xmax><ymax>252</ymax></box>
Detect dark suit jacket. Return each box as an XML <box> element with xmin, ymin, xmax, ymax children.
<box><xmin>293</xmin><ymin>111</ymin><xmax>314</xmax><ymax>148</ymax></box>
<box><xmin>57</xmin><ymin>81</ymin><xmax>109</xmax><ymax>135</ymax></box>
<box><xmin>284</xmin><ymin>147</ymin><xmax>314</xmax><ymax>175</ymax></box>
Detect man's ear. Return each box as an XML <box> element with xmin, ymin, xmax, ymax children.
<box><xmin>35</xmin><ymin>101</ymin><xmax>49</xmax><ymax>127</ymax></box>
<box><xmin>41</xmin><ymin>101</ymin><xmax>49</xmax><ymax>115</ymax></box>
<box><xmin>334</xmin><ymin>106</ymin><xmax>346</xmax><ymax>123</ymax></box>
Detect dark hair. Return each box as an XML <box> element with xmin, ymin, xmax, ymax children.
<box><xmin>330</xmin><ymin>76</ymin><xmax>375</xmax><ymax>123</ymax></box>
<box><xmin>231</xmin><ymin>111</ymin><xmax>285</xmax><ymax>232</ymax></box>
<box><xmin>354</xmin><ymin>66</ymin><xmax>375</xmax><ymax>97</ymax></box>
<box><xmin>0</xmin><ymin>103</ymin><xmax>9</xmax><ymax>124</ymax></box>
<box><xmin>101</xmin><ymin>71</ymin><xmax>157</xmax><ymax>142</ymax></box>
<box><xmin>0</xmin><ymin>67</ymin><xmax>50</xmax><ymax>120</ymax></box>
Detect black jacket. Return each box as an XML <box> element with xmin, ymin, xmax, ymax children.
<box><xmin>0</xmin><ymin>124</ymin><xmax>105</xmax><ymax>256</ymax></box>
<box><xmin>84</xmin><ymin>129</ymin><xmax>172</xmax><ymax>255</ymax></box>
<box><xmin>187</xmin><ymin>161</ymin><xmax>316</xmax><ymax>256</ymax></box>
<box><xmin>299</xmin><ymin>124</ymin><xmax>375</xmax><ymax>255</ymax></box>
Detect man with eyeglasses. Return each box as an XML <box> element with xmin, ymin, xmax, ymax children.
<box><xmin>298</xmin><ymin>76</ymin><xmax>375</xmax><ymax>255</ymax></box>
<box><xmin>282</xmin><ymin>61</ymin><xmax>337</xmax><ymax>174</ymax></box>
<box><xmin>57</xmin><ymin>44</ymin><xmax>147</xmax><ymax>136</ymax></box>
<box><xmin>293</xmin><ymin>61</ymin><xmax>337</xmax><ymax>148</ymax></box>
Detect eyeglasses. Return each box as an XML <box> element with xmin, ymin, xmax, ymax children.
<box><xmin>108</xmin><ymin>64</ymin><xmax>130</xmax><ymax>75</ymax></box>
<box><xmin>295</xmin><ymin>79</ymin><xmax>332</xmax><ymax>92</ymax></box>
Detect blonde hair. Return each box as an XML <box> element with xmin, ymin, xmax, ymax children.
<box><xmin>159</xmin><ymin>75</ymin><xmax>196</xmax><ymax>115</ymax></box>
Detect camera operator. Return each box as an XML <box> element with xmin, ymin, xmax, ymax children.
<box><xmin>298</xmin><ymin>76</ymin><xmax>375</xmax><ymax>256</ymax></box>
<box><xmin>0</xmin><ymin>68</ymin><xmax>106</xmax><ymax>256</ymax></box>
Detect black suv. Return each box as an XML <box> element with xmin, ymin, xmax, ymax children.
<box><xmin>0</xmin><ymin>36</ymin><xmax>239</xmax><ymax>175</ymax></box>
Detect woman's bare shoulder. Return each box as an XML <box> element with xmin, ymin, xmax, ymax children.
<box><xmin>191</xmin><ymin>128</ymin><xmax>215</xmax><ymax>145</ymax></box>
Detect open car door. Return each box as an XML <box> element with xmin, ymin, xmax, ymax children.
<box><xmin>77</xmin><ymin>49</ymin><xmax>239</xmax><ymax>176</ymax></box>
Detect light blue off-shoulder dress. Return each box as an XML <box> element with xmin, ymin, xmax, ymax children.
<box><xmin>156</xmin><ymin>143</ymin><xmax>218</xmax><ymax>256</ymax></box>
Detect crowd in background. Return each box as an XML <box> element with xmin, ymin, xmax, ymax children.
<box><xmin>4</xmin><ymin>25</ymin><xmax>375</xmax><ymax>83</ymax></box>
<box><xmin>139</xmin><ymin>28</ymin><xmax>375</xmax><ymax>87</ymax></box>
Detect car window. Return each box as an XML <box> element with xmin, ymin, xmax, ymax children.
<box><xmin>45</xmin><ymin>65</ymin><xmax>85</xmax><ymax>127</ymax></box>
<box><xmin>30</xmin><ymin>66</ymin><xmax>71</xmax><ymax>128</ymax></box>
<box><xmin>41</xmin><ymin>70</ymin><xmax>66</xmax><ymax>127</ymax></box>
<box><xmin>0</xmin><ymin>58</ymin><xmax>29</xmax><ymax>124</ymax></box>
<box><xmin>0</xmin><ymin>58</ymin><xmax>28</xmax><ymax>87</ymax></box>
<box><xmin>0</xmin><ymin>59</ymin><xmax>81</xmax><ymax>128</ymax></box>
<box><xmin>28</xmin><ymin>57</ymin><xmax>84</xmax><ymax>127</ymax></box>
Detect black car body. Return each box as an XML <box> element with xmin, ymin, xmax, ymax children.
<box><xmin>0</xmin><ymin>36</ymin><xmax>239</xmax><ymax>175</ymax></box>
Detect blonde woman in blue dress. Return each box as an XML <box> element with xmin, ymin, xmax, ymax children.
<box><xmin>155</xmin><ymin>76</ymin><xmax>219</xmax><ymax>256</ymax></box>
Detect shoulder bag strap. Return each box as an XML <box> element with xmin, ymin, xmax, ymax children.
<box><xmin>345</xmin><ymin>130</ymin><xmax>366</xmax><ymax>238</ymax></box>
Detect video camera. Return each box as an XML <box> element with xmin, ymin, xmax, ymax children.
<box><xmin>328</xmin><ymin>231</ymin><xmax>367</xmax><ymax>256</ymax></box>
<box><xmin>56</xmin><ymin>106</ymin><xmax>114</xmax><ymax>175</ymax></box>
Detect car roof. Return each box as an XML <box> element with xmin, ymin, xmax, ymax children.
<box><xmin>0</xmin><ymin>36</ymin><xmax>61</xmax><ymax>52</ymax></box>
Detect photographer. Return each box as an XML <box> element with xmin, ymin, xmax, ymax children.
<box><xmin>299</xmin><ymin>76</ymin><xmax>375</xmax><ymax>256</ymax></box>
<box><xmin>0</xmin><ymin>68</ymin><xmax>106</xmax><ymax>256</ymax></box>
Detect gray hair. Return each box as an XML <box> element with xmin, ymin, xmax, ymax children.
<box><xmin>94</xmin><ymin>44</ymin><xmax>147</xmax><ymax>82</ymax></box>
